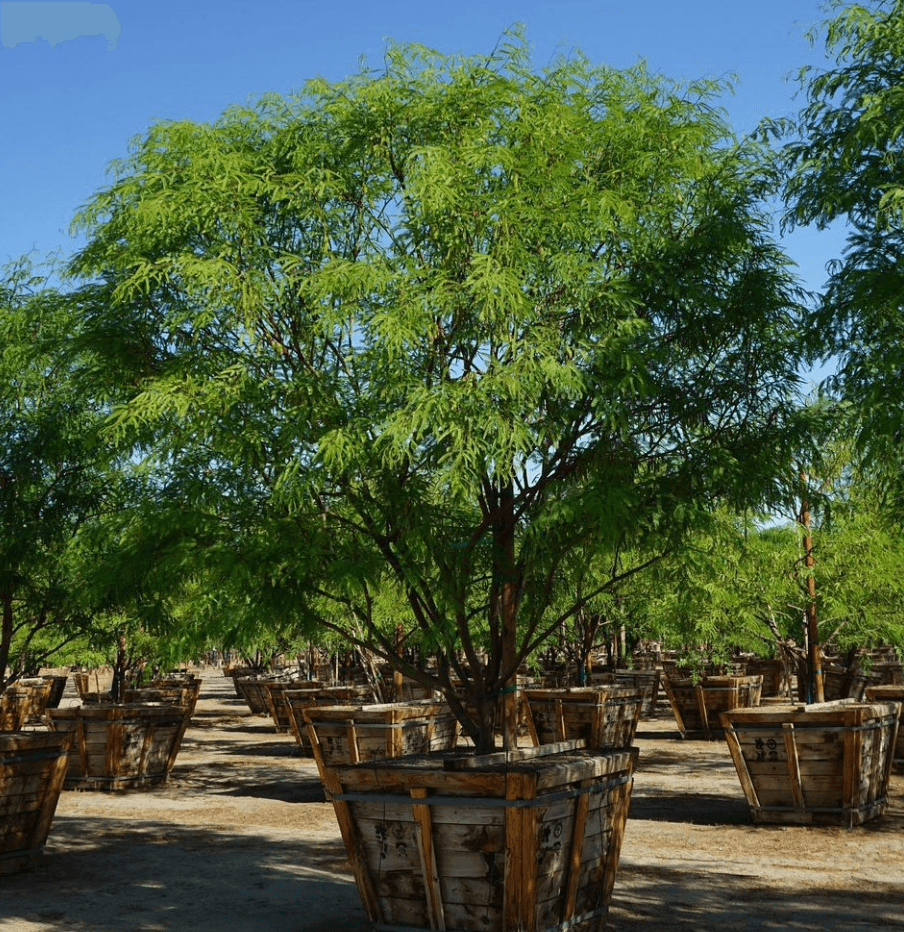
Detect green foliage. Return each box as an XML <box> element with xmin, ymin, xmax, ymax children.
<box><xmin>776</xmin><ymin>0</ymin><xmax>904</xmax><ymax>512</ymax></box>
<box><xmin>0</xmin><ymin>258</ymin><xmax>115</xmax><ymax>683</ymax></box>
<box><xmin>68</xmin><ymin>32</ymin><xmax>811</xmax><ymax>746</ymax></box>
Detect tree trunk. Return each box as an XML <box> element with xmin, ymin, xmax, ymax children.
<box><xmin>500</xmin><ymin>483</ymin><xmax>519</xmax><ymax>751</ymax></box>
<box><xmin>0</xmin><ymin>588</ymin><xmax>13</xmax><ymax>690</ymax></box>
<box><xmin>799</xmin><ymin>480</ymin><xmax>825</xmax><ymax>703</ymax></box>
<box><xmin>392</xmin><ymin>622</ymin><xmax>405</xmax><ymax>702</ymax></box>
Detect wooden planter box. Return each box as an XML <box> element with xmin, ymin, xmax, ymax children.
<box><xmin>663</xmin><ymin>675</ymin><xmax>762</xmax><ymax>739</ymax></box>
<box><xmin>0</xmin><ymin>731</ymin><xmax>71</xmax><ymax>875</ymax></box>
<box><xmin>588</xmin><ymin>671</ymin><xmax>661</xmax><ymax>717</ymax></box>
<box><xmin>41</xmin><ymin>675</ymin><xmax>69</xmax><ymax>709</ymax></box>
<box><xmin>48</xmin><ymin>703</ymin><xmax>191</xmax><ymax>791</ymax></box>
<box><xmin>304</xmin><ymin>701</ymin><xmax>459</xmax><ymax>773</ymax></box>
<box><xmin>125</xmin><ymin>679</ymin><xmax>201</xmax><ymax>716</ymax></box>
<box><xmin>0</xmin><ymin>680</ymin><xmax>52</xmax><ymax>730</ymax></box>
<box><xmin>318</xmin><ymin>743</ymin><xmax>637</xmax><ymax>931</ymax></box>
<box><xmin>283</xmin><ymin>685</ymin><xmax>370</xmax><ymax>749</ymax></box>
<box><xmin>260</xmin><ymin>679</ymin><xmax>331</xmax><ymax>733</ymax></box>
<box><xmin>73</xmin><ymin>669</ymin><xmax>114</xmax><ymax>699</ymax></box>
<box><xmin>744</xmin><ymin>659</ymin><xmax>786</xmax><ymax>698</ymax></box>
<box><xmin>720</xmin><ymin>700</ymin><xmax>900</xmax><ymax>826</ymax></box>
<box><xmin>865</xmin><ymin>685</ymin><xmax>904</xmax><ymax>770</ymax></box>
<box><xmin>524</xmin><ymin>687</ymin><xmax>643</xmax><ymax>749</ymax></box>
<box><xmin>797</xmin><ymin>665</ymin><xmax>868</xmax><ymax>702</ymax></box>
<box><xmin>233</xmin><ymin>675</ymin><xmax>280</xmax><ymax>715</ymax></box>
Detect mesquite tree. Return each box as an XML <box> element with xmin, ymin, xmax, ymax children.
<box><xmin>777</xmin><ymin>0</ymin><xmax>904</xmax><ymax>510</ymax></box>
<box><xmin>69</xmin><ymin>34</ymin><xmax>809</xmax><ymax>752</ymax></box>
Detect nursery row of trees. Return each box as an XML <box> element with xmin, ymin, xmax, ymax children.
<box><xmin>4</xmin><ymin>4</ymin><xmax>904</xmax><ymax>748</ymax></box>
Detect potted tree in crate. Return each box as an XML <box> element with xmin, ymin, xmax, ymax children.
<box><xmin>68</xmin><ymin>31</ymin><xmax>811</xmax><ymax>931</ymax></box>
<box><xmin>0</xmin><ymin>261</ymin><xmax>109</xmax><ymax>871</ymax></box>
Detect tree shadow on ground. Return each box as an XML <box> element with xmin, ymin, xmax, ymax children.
<box><xmin>628</xmin><ymin>791</ymin><xmax>750</xmax><ymax>825</ymax></box>
<box><xmin>2</xmin><ymin>817</ymin><xmax>367</xmax><ymax>932</ymax></box>
<box><xmin>611</xmin><ymin>862</ymin><xmax>904</xmax><ymax>931</ymax></box>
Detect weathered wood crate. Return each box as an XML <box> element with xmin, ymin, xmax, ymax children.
<box><xmin>866</xmin><ymin>662</ymin><xmax>903</xmax><ymax>686</ymax></box>
<box><xmin>41</xmin><ymin>675</ymin><xmax>69</xmax><ymax>709</ymax></box>
<box><xmin>73</xmin><ymin>668</ymin><xmax>115</xmax><ymax>699</ymax></box>
<box><xmin>222</xmin><ymin>666</ymin><xmax>256</xmax><ymax>697</ymax></box>
<box><xmin>283</xmin><ymin>685</ymin><xmax>370</xmax><ymax>749</ymax></box>
<box><xmin>320</xmin><ymin>743</ymin><xmax>637</xmax><ymax>931</ymax></box>
<box><xmin>797</xmin><ymin>665</ymin><xmax>868</xmax><ymax>702</ymax></box>
<box><xmin>305</xmin><ymin>701</ymin><xmax>460</xmax><ymax>773</ymax></box>
<box><xmin>664</xmin><ymin>675</ymin><xmax>762</xmax><ymax>739</ymax></box>
<box><xmin>0</xmin><ymin>731</ymin><xmax>71</xmax><ymax>875</ymax></box>
<box><xmin>720</xmin><ymin>700</ymin><xmax>900</xmax><ymax>826</ymax></box>
<box><xmin>744</xmin><ymin>659</ymin><xmax>786</xmax><ymax>697</ymax></box>
<box><xmin>125</xmin><ymin>679</ymin><xmax>201</xmax><ymax>715</ymax></box>
<box><xmin>260</xmin><ymin>679</ymin><xmax>330</xmax><ymax>733</ymax></box>
<box><xmin>1</xmin><ymin>686</ymin><xmax>32</xmax><ymax>731</ymax></box>
<box><xmin>0</xmin><ymin>680</ymin><xmax>52</xmax><ymax>730</ymax></box>
<box><xmin>234</xmin><ymin>675</ymin><xmax>280</xmax><ymax>715</ymax></box>
<box><xmin>47</xmin><ymin>703</ymin><xmax>191</xmax><ymax>791</ymax></box>
<box><xmin>865</xmin><ymin>685</ymin><xmax>904</xmax><ymax>770</ymax></box>
<box><xmin>524</xmin><ymin>687</ymin><xmax>643</xmax><ymax>749</ymax></box>
<box><xmin>588</xmin><ymin>671</ymin><xmax>661</xmax><ymax>717</ymax></box>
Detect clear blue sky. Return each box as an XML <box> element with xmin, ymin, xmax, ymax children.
<box><xmin>1</xmin><ymin>0</ymin><xmax>846</xmax><ymax>312</ymax></box>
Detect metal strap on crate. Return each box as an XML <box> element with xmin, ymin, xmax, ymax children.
<box><xmin>333</xmin><ymin>771</ymin><xmax>632</xmax><ymax>809</ymax></box>
<box><xmin>0</xmin><ymin>749</ymin><xmax>68</xmax><ymax>766</ymax></box>
<box><xmin>735</xmin><ymin>717</ymin><xmax>897</xmax><ymax>735</ymax></box>
<box><xmin>313</xmin><ymin>717</ymin><xmax>452</xmax><ymax>730</ymax></box>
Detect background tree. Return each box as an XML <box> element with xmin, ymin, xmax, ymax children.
<box><xmin>778</xmin><ymin>0</ymin><xmax>904</xmax><ymax>510</ymax></box>
<box><xmin>0</xmin><ymin>259</ymin><xmax>118</xmax><ymax>686</ymax></box>
<box><xmin>69</xmin><ymin>34</ymin><xmax>811</xmax><ymax>752</ymax></box>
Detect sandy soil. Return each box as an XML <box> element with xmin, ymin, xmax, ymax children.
<box><xmin>2</xmin><ymin>670</ymin><xmax>903</xmax><ymax>931</ymax></box>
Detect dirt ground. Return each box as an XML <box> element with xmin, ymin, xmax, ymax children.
<box><xmin>2</xmin><ymin>670</ymin><xmax>903</xmax><ymax>932</ymax></box>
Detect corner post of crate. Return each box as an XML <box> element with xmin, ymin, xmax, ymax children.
<box><xmin>286</xmin><ymin>701</ymin><xmax>303</xmax><ymax>747</ymax></box>
<box><xmin>601</xmin><ymin>752</ymin><xmax>636</xmax><ymax>901</ymax></box>
<box><xmin>560</xmin><ymin>777</ymin><xmax>591</xmax><ymax>924</ymax></box>
<box><xmin>74</xmin><ymin>713</ymin><xmax>89</xmax><ymax>775</ymax></box>
<box><xmin>504</xmin><ymin>769</ymin><xmax>536</xmax><ymax>931</ymax></box>
<box><xmin>524</xmin><ymin>699</ymin><xmax>541</xmax><ymax>748</ymax></box>
<box><xmin>107</xmin><ymin>710</ymin><xmax>124</xmax><ymax>776</ymax></box>
<box><xmin>720</xmin><ymin>716</ymin><xmax>760</xmax><ymax>815</ymax></box>
<box><xmin>554</xmin><ymin>698</ymin><xmax>567</xmax><ymax>743</ymax></box>
<box><xmin>879</xmin><ymin>705</ymin><xmax>900</xmax><ymax>791</ymax></box>
<box><xmin>169</xmin><ymin>708</ymin><xmax>193</xmax><ymax>772</ymax></box>
<box><xmin>345</xmin><ymin>720</ymin><xmax>361</xmax><ymax>764</ymax></box>
<box><xmin>390</xmin><ymin>708</ymin><xmax>403</xmax><ymax>758</ymax></box>
<box><xmin>842</xmin><ymin>708</ymin><xmax>862</xmax><ymax>825</ymax></box>
<box><xmin>663</xmin><ymin>678</ymin><xmax>687</xmax><ymax>738</ymax></box>
<box><xmin>321</xmin><ymin>766</ymin><xmax>382</xmax><ymax>923</ymax></box>
<box><xmin>590</xmin><ymin>698</ymin><xmax>603</xmax><ymax>749</ymax></box>
<box><xmin>304</xmin><ymin>715</ymin><xmax>330</xmax><ymax>786</ymax></box>
<box><xmin>410</xmin><ymin>786</ymin><xmax>446</xmax><ymax>930</ymax></box>
<box><xmin>264</xmin><ymin>686</ymin><xmax>280</xmax><ymax>732</ymax></box>
<box><xmin>781</xmin><ymin>722</ymin><xmax>806</xmax><ymax>813</ymax></box>
<box><xmin>694</xmin><ymin>684</ymin><xmax>710</xmax><ymax>734</ymax></box>
<box><xmin>137</xmin><ymin>716</ymin><xmax>156</xmax><ymax>776</ymax></box>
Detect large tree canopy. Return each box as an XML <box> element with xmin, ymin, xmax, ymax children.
<box><xmin>69</xmin><ymin>34</ymin><xmax>810</xmax><ymax>749</ymax></box>
<box><xmin>0</xmin><ymin>260</ymin><xmax>117</xmax><ymax>684</ymax></box>
<box><xmin>779</xmin><ymin>0</ymin><xmax>904</xmax><ymax>503</ymax></box>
